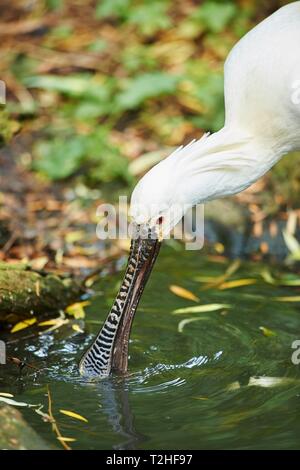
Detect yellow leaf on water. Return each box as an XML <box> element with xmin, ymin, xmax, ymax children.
<box><xmin>219</xmin><ymin>279</ymin><xmax>256</xmax><ymax>290</ymax></box>
<box><xmin>66</xmin><ymin>301</ymin><xmax>90</xmax><ymax>319</ymax></box>
<box><xmin>169</xmin><ymin>285</ymin><xmax>199</xmax><ymax>302</ymax></box>
<box><xmin>38</xmin><ymin>317</ymin><xmax>69</xmax><ymax>334</ymax></box>
<box><xmin>38</xmin><ymin>319</ymin><xmax>61</xmax><ymax>326</ymax></box>
<box><xmin>59</xmin><ymin>409</ymin><xmax>88</xmax><ymax>423</ymax></box>
<box><xmin>0</xmin><ymin>392</ymin><xmax>14</xmax><ymax>398</ymax></box>
<box><xmin>11</xmin><ymin>318</ymin><xmax>37</xmax><ymax>333</ymax></box>
<box><xmin>259</xmin><ymin>326</ymin><xmax>277</xmax><ymax>337</ymax></box>
<box><xmin>178</xmin><ymin>317</ymin><xmax>205</xmax><ymax>333</ymax></box>
<box><xmin>173</xmin><ymin>304</ymin><xmax>231</xmax><ymax>314</ymax></box>
<box><xmin>72</xmin><ymin>324</ymin><xmax>84</xmax><ymax>334</ymax></box>
<box><xmin>57</xmin><ymin>437</ymin><xmax>77</xmax><ymax>443</ymax></box>
<box><xmin>274</xmin><ymin>296</ymin><xmax>300</xmax><ymax>302</ymax></box>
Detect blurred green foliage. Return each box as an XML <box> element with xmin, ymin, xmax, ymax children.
<box><xmin>2</xmin><ymin>0</ymin><xmax>298</xmax><ymax>207</ymax></box>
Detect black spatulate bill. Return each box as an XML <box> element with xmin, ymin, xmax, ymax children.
<box><xmin>79</xmin><ymin>225</ymin><xmax>161</xmax><ymax>379</ymax></box>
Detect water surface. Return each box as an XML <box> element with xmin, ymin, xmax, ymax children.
<box><xmin>1</xmin><ymin>248</ymin><xmax>300</xmax><ymax>449</ymax></box>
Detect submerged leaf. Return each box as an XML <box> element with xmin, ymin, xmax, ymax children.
<box><xmin>59</xmin><ymin>409</ymin><xmax>88</xmax><ymax>423</ymax></box>
<box><xmin>259</xmin><ymin>326</ymin><xmax>277</xmax><ymax>337</ymax></box>
<box><xmin>169</xmin><ymin>284</ymin><xmax>199</xmax><ymax>302</ymax></box>
<box><xmin>219</xmin><ymin>279</ymin><xmax>256</xmax><ymax>289</ymax></box>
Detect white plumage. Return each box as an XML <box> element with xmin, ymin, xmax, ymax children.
<box><xmin>130</xmin><ymin>2</ymin><xmax>300</xmax><ymax>235</ymax></box>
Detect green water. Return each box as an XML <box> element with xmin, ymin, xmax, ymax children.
<box><xmin>1</xmin><ymin>248</ymin><xmax>300</xmax><ymax>449</ymax></box>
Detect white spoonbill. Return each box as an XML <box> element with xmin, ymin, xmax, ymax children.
<box><xmin>80</xmin><ymin>2</ymin><xmax>300</xmax><ymax>378</ymax></box>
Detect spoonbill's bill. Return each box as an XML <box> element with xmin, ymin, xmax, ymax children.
<box><xmin>80</xmin><ymin>2</ymin><xmax>300</xmax><ymax>378</ymax></box>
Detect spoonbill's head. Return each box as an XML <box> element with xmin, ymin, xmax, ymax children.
<box><xmin>130</xmin><ymin>155</ymin><xmax>187</xmax><ymax>238</ymax></box>
<box><xmin>129</xmin><ymin>130</ymin><xmax>259</xmax><ymax>237</ymax></box>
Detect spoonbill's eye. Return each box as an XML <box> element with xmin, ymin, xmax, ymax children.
<box><xmin>157</xmin><ymin>216</ymin><xmax>163</xmax><ymax>225</ymax></box>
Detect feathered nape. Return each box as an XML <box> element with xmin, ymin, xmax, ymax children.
<box><xmin>165</xmin><ymin>128</ymin><xmax>256</xmax><ymax>176</ymax></box>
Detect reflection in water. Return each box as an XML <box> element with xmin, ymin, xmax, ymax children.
<box><xmin>98</xmin><ymin>379</ymin><xmax>144</xmax><ymax>450</ymax></box>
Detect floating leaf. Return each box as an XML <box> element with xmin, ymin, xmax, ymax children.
<box><xmin>11</xmin><ymin>318</ymin><xmax>37</xmax><ymax>333</ymax></box>
<box><xmin>0</xmin><ymin>392</ymin><xmax>14</xmax><ymax>398</ymax></box>
<box><xmin>59</xmin><ymin>409</ymin><xmax>88</xmax><ymax>423</ymax></box>
<box><xmin>38</xmin><ymin>319</ymin><xmax>61</xmax><ymax>326</ymax></box>
<box><xmin>57</xmin><ymin>437</ymin><xmax>77</xmax><ymax>443</ymax></box>
<box><xmin>38</xmin><ymin>318</ymin><xmax>69</xmax><ymax>333</ymax></box>
<box><xmin>178</xmin><ymin>317</ymin><xmax>205</xmax><ymax>333</ymax></box>
<box><xmin>72</xmin><ymin>324</ymin><xmax>84</xmax><ymax>334</ymax></box>
<box><xmin>169</xmin><ymin>284</ymin><xmax>199</xmax><ymax>302</ymax></box>
<box><xmin>248</xmin><ymin>376</ymin><xmax>296</xmax><ymax>388</ymax></box>
<box><xmin>219</xmin><ymin>279</ymin><xmax>256</xmax><ymax>289</ymax></box>
<box><xmin>274</xmin><ymin>296</ymin><xmax>300</xmax><ymax>302</ymax></box>
<box><xmin>259</xmin><ymin>326</ymin><xmax>277</xmax><ymax>337</ymax></box>
<box><xmin>173</xmin><ymin>304</ymin><xmax>231</xmax><ymax>314</ymax></box>
<box><xmin>0</xmin><ymin>396</ymin><xmax>35</xmax><ymax>407</ymax></box>
<box><xmin>66</xmin><ymin>301</ymin><xmax>90</xmax><ymax>319</ymax></box>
